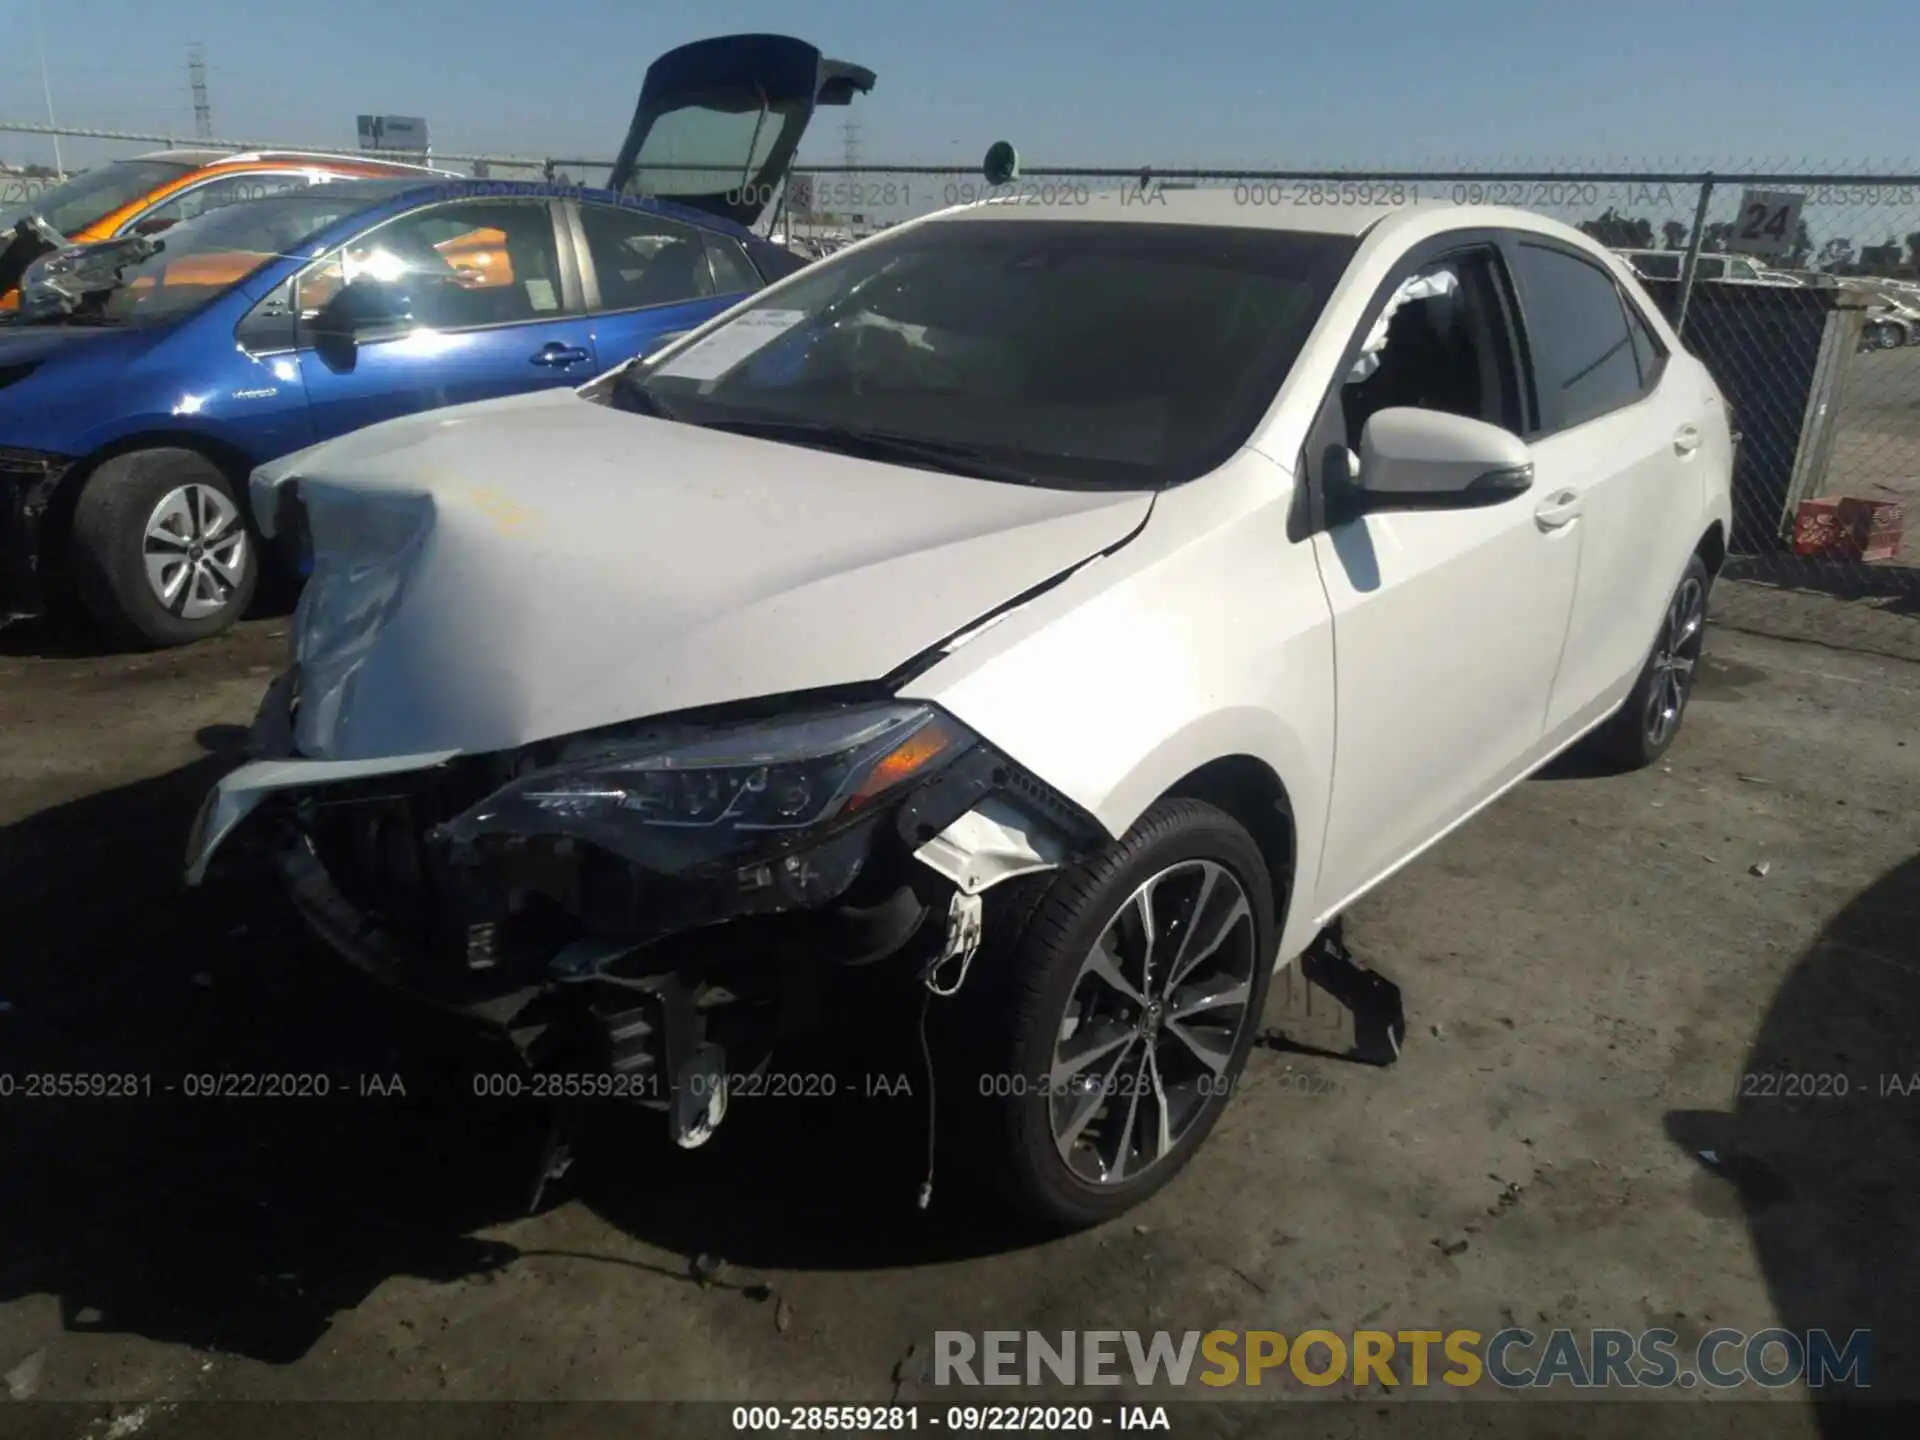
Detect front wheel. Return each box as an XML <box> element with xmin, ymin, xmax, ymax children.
<box><xmin>1576</xmin><ymin>553</ymin><xmax>1711</xmax><ymax>772</ymax></box>
<box><xmin>68</xmin><ymin>448</ymin><xmax>258</xmax><ymax>648</ymax></box>
<box><xmin>944</xmin><ymin>799</ymin><xmax>1278</xmax><ymax>1229</ymax></box>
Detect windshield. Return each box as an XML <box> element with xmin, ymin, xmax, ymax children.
<box><xmin>0</xmin><ymin>159</ymin><xmax>193</xmax><ymax>236</ymax></box>
<box><xmin>616</xmin><ymin>219</ymin><xmax>1357</xmax><ymax>490</ymax></box>
<box><xmin>28</xmin><ymin>182</ymin><xmax>422</xmax><ymax>328</ymax></box>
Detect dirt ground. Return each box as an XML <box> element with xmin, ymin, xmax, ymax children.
<box><xmin>1</xmin><ymin>585</ymin><xmax>1916</xmax><ymax>1438</ymax></box>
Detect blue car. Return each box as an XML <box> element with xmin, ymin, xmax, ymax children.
<box><xmin>0</xmin><ymin>33</ymin><xmax>873</xmax><ymax>647</ymax></box>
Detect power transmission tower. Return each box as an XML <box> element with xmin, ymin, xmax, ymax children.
<box><xmin>841</xmin><ymin>116</ymin><xmax>862</xmax><ymax>228</ymax></box>
<box><xmin>189</xmin><ymin>43</ymin><xmax>212</xmax><ymax>140</ymax></box>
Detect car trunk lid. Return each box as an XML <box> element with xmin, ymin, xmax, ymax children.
<box><xmin>606</xmin><ymin>33</ymin><xmax>875</xmax><ymax>229</ymax></box>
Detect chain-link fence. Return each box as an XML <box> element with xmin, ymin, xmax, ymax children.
<box><xmin>3</xmin><ymin>123</ymin><xmax>1916</xmax><ymax>595</ymax></box>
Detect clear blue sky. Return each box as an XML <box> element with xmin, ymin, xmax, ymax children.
<box><xmin>2</xmin><ymin>0</ymin><xmax>1915</xmax><ymax>173</ymax></box>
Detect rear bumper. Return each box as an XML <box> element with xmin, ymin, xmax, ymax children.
<box><xmin>0</xmin><ymin>451</ymin><xmax>73</xmax><ymax>618</ymax></box>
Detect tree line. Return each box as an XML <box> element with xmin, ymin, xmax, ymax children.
<box><xmin>1579</xmin><ymin>206</ymin><xmax>1920</xmax><ymax>278</ymax></box>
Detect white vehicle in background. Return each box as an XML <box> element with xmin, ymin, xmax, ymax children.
<box><xmin>1857</xmin><ymin>288</ymin><xmax>1920</xmax><ymax>349</ymax></box>
<box><xmin>189</xmin><ymin>191</ymin><xmax>1733</xmax><ymax>1228</ymax></box>
<box><xmin>1616</xmin><ymin>248</ymin><xmax>1804</xmax><ymax>286</ymax></box>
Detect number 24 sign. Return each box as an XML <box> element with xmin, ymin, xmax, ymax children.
<box><xmin>1731</xmin><ymin>188</ymin><xmax>1805</xmax><ymax>258</ymax></box>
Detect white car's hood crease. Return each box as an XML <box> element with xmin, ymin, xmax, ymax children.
<box><xmin>270</xmin><ymin>391</ymin><xmax>1154</xmax><ymax>761</ymax></box>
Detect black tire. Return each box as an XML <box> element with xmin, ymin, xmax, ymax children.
<box><xmin>68</xmin><ymin>448</ymin><xmax>258</xmax><ymax>649</ymax></box>
<box><xmin>941</xmin><ymin>799</ymin><xmax>1279</xmax><ymax>1230</ymax></box>
<box><xmin>1575</xmin><ymin>552</ymin><xmax>1712</xmax><ymax>773</ymax></box>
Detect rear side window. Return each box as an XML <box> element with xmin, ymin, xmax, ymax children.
<box><xmin>703</xmin><ymin>234</ymin><xmax>761</xmax><ymax>295</ymax></box>
<box><xmin>1634</xmin><ymin>252</ymin><xmax>1680</xmax><ymax>280</ymax></box>
<box><xmin>1511</xmin><ymin>242</ymin><xmax>1644</xmax><ymax>431</ymax></box>
<box><xmin>579</xmin><ymin>203</ymin><xmax>716</xmax><ymax>311</ymax></box>
<box><xmin>1622</xmin><ymin>292</ymin><xmax>1666</xmax><ymax>388</ymax></box>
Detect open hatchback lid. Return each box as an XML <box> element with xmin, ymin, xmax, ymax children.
<box><xmin>606</xmin><ymin>33</ymin><xmax>875</xmax><ymax>228</ymax></box>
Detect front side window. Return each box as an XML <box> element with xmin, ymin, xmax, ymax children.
<box><xmin>297</xmin><ymin>200</ymin><xmax>565</xmax><ymax>334</ymax></box>
<box><xmin>1634</xmin><ymin>252</ymin><xmax>1681</xmax><ymax>280</ymax></box>
<box><xmin>613</xmin><ymin>219</ymin><xmax>1356</xmax><ymax>491</ymax></box>
<box><xmin>578</xmin><ymin>203</ymin><xmax>715</xmax><ymax>311</ymax></box>
<box><xmin>1510</xmin><ymin>242</ymin><xmax>1644</xmax><ymax>430</ymax></box>
<box><xmin>1340</xmin><ymin>249</ymin><xmax>1524</xmax><ymax>449</ymax></box>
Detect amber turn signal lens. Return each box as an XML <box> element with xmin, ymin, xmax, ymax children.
<box><xmin>845</xmin><ymin>718</ymin><xmax>959</xmax><ymax>810</ymax></box>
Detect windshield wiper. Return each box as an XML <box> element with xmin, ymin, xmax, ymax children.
<box><xmin>694</xmin><ymin>418</ymin><xmax>1048</xmax><ymax>485</ymax></box>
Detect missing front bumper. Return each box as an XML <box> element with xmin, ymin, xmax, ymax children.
<box><xmin>0</xmin><ymin>452</ymin><xmax>72</xmax><ymax>618</ymax></box>
<box><xmin>191</xmin><ymin>676</ymin><xmax>1109</xmax><ymax>1155</ymax></box>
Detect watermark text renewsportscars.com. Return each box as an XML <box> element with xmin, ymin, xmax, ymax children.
<box><xmin>934</xmin><ymin>1328</ymin><xmax>1872</xmax><ymax>1391</ymax></box>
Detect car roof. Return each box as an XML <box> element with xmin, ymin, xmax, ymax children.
<box><xmin>923</xmin><ymin>186</ymin><xmax>1614</xmax><ymax>244</ymax></box>
<box><xmin>129</xmin><ymin>146</ymin><xmax>450</xmax><ymax>174</ymax></box>
<box><xmin>926</xmin><ymin>186</ymin><xmax>1506</xmax><ymax>237</ymax></box>
<box><xmin>129</xmin><ymin>148</ymin><xmax>230</xmax><ymax>166</ymax></box>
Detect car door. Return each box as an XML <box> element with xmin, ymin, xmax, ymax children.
<box><xmin>1510</xmin><ymin>239</ymin><xmax>1711</xmax><ymax>747</ymax></box>
<box><xmin>294</xmin><ymin>197</ymin><xmax>593</xmax><ymax>442</ymax></box>
<box><xmin>1307</xmin><ymin>236</ymin><xmax>1583</xmax><ymax>916</ymax></box>
<box><xmin>568</xmin><ymin>200</ymin><xmax>756</xmax><ymax>369</ymax></box>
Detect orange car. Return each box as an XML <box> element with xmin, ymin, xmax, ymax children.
<box><xmin>1</xmin><ymin>147</ymin><xmax>453</xmax><ymax>302</ymax></box>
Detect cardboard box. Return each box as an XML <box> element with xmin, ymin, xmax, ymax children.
<box><xmin>1793</xmin><ymin>497</ymin><xmax>1905</xmax><ymax>562</ymax></box>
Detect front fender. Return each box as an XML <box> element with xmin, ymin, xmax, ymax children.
<box><xmin>903</xmin><ymin>450</ymin><xmax>1337</xmax><ymax>963</ymax></box>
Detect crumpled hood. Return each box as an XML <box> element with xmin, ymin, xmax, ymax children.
<box><xmin>266</xmin><ymin>390</ymin><xmax>1151</xmax><ymax>761</ymax></box>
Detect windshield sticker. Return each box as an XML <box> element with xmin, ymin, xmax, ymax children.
<box><xmin>653</xmin><ymin>308</ymin><xmax>807</xmax><ymax>382</ymax></box>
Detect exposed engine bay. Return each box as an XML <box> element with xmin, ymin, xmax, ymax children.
<box><xmin>190</xmin><ymin>667</ymin><xmax>1109</xmax><ymax>1165</ymax></box>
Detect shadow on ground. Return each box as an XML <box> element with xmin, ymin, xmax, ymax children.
<box><xmin>0</xmin><ymin>583</ymin><xmax>296</xmax><ymax>659</ymax></box>
<box><xmin>1666</xmin><ymin>852</ymin><xmax>1920</xmax><ymax>1435</ymax></box>
<box><xmin>0</xmin><ymin>744</ymin><xmax>1037</xmax><ymax>1366</ymax></box>
<box><xmin>1724</xmin><ymin>554</ymin><xmax>1920</xmax><ymax>616</ymax></box>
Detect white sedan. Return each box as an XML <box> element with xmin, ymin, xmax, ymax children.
<box><xmin>189</xmin><ymin>189</ymin><xmax>1733</xmax><ymax>1228</ymax></box>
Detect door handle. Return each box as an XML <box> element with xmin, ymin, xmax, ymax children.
<box><xmin>1673</xmin><ymin>424</ymin><xmax>1702</xmax><ymax>456</ymax></box>
<box><xmin>531</xmin><ymin>342</ymin><xmax>592</xmax><ymax>367</ymax></box>
<box><xmin>1534</xmin><ymin>489</ymin><xmax>1582</xmax><ymax>530</ymax></box>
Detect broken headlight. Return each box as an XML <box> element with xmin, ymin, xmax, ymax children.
<box><xmin>440</xmin><ymin>703</ymin><xmax>975</xmax><ymax>875</ymax></box>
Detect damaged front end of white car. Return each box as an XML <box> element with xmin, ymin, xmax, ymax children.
<box><xmin>184</xmin><ymin>448</ymin><xmax>1117</xmax><ymax>1163</ymax></box>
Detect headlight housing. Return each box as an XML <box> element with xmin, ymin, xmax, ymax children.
<box><xmin>439</xmin><ymin>702</ymin><xmax>976</xmax><ymax>876</ymax></box>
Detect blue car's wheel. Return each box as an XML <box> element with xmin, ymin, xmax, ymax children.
<box><xmin>69</xmin><ymin>447</ymin><xmax>258</xmax><ymax>649</ymax></box>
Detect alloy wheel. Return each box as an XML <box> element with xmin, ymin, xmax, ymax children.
<box><xmin>1645</xmin><ymin>574</ymin><xmax>1706</xmax><ymax>749</ymax></box>
<box><xmin>144</xmin><ymin>483</ymin><xmax>248</xmax><ymax>620</ymax></box>
<box><xmin>1048</xmin><ymin>859</ymin><xmax>1258</xmax><ymax>1186</ymax></box>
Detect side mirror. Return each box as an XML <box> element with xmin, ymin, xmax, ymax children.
<box><xmin>131</xmin><ymin>217</ymin><xmax>177</xmax><ymax>237</ymax></box>
<box><xmin>983</xmin><ymin>141</ymin><xmax>1019</xmax><ymax>186</ymax></box>
<box><xmin>309</xmin><ymin>277</ymin><xmax>417</xmax><ymax>341</ymax></box>
<box><xmin>1353</xmin><ymin>407</ymin><xmax>1534</xmax><ymax>511</ymax></box>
